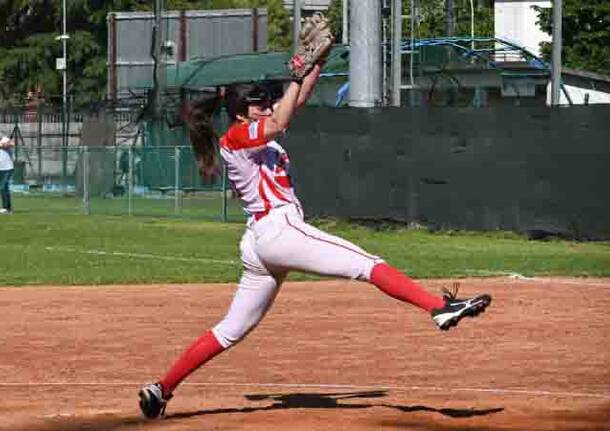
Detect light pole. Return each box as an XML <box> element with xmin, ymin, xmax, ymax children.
<box><xmin>55</xmin><ymin>0</ymin><xmax>69</xmax><ymax>180</ymax></box>
<box><xmin>62</xmin><ymin>0</ymin><xmax>67</xmax><ymax>131</ymax></box>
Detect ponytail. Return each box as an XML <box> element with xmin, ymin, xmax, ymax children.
<box><xmin>182</xmin><ymin>90</ymin><xmax>222</xmax><ymax>178</ymax></box>
<box><xmin>183</xmin><ymin>84</ymin><xmax>274</xmax><ymax>177</ymax></box>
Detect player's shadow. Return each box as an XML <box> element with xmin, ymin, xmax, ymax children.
<box><xmin>383</xmin><ymin>404</ymin><xmax>505</xmax><ymax>418</ymax></box>
<box><xmin>166</xmin><ymin>390</ymin><xmax>504</xmax><ymax>420</ymax></box>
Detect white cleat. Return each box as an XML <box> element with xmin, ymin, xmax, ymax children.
<box><xmin>431</xmin><ymin>283</ymin><xmax>492</xmax><ymax>330</ymax></box>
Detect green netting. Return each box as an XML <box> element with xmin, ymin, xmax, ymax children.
<box><xmin>139</xmin><ymin>146</ymin><xmax>222</xmax><ymax>191</ymax></box>
<box><xmin>137</xmin><ymin>45</ymin><xmax>349</xmax><ymax>90</ymax></box>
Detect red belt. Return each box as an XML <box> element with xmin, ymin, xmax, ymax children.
<box><xmin>253</xmin><ymin>209</ymin><xmax>269</xmax><ymax>221</ymax></box>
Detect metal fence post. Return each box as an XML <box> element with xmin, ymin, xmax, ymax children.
<box><xmin>37</xmin><ymin>112</ymin><xmax>42</xmax><ymax>180</ymax></box>
<box><xmin>128</xmin><ymin>145</ymin><xmax>133</xmax><ymax>216</ymax></box>
<box><xmin>222</xmin><ymin>160</ymin><xmax>227</xmax><ymax>222</ymax></box>
<box><xmin>174</xmin><ymin>146</ymin><xmax>180</xmax><ymax>215</ymax></box>
<box><xmin>219</xmin><ymin>107</ymin><xmax>229</xmax><ymax>222</ymax></box>
<box><xmin>83</xmin><ymin>146</ymin><xmax>90</xmax><ymax>215</ymax></box>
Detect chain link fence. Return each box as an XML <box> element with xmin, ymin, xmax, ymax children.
<box><xmin>2</xmin><ymin>104</ymin><xmax>246</xmax><ymax>221</ymax></box>
<box><xmin>11</xmin><ymin>145</ymin><xmax>245</xmax><ymax>221</ymax></box>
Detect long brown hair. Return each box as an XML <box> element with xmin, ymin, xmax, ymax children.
<box><xmin>182</xmin><ymin>90</ymin><xmax>222</xmax><ymax>178</ymax></box>
<box><xmin>183</xmin><ymin>83</ymin><xmax>272</xmax><ymax>177</ymax></box>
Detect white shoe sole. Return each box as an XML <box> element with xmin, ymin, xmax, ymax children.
<box><xmin>433</xmin><ymin>295</ymin><xmax>492</xmax><ymax>330</ymax></box>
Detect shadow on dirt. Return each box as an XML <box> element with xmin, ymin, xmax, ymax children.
<box><xmin>8</xmin><ymin>415</ymin><xmax>157</xmax><ymax>431</ymax></box>
<box><xmin>383</xmin><ymin>403</ymin><xmax>504</xmax><ymax>418</ymax></box>
<box><xmin>10</xmin><ymin>391</ymin><xmax>506</xmax><ymax>431</ymax></box>
<box><xmin>167</xmin><ymin>390</ymin><xmax>504</xmax><ymax>421</ymax></box>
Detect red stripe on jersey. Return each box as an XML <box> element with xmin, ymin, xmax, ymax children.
<box><xmin>260</xmin><ymin>168</ymin><xmax>290</xmax><ymax>202</ymax></box>
<box><xmin>275</xmin><ymin>175</ymin><xmax>291</xmax><ymax>188</ymax></box>
<box><xmin>258</xmin><ymin>175</ymin><xmax>271</xmax><ymax>212</ymax></box>
<box><xmin>221</xmin><ymin>119</ymin><xmax>267</xmax><ymax>151</ymax></box>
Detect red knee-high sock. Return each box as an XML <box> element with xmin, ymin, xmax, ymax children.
<box><xmin>370</xmin><ymin>263</ymin><xmax>445</xmax><ymax>312</ymax></box>
<box><xmin>159</xmin><ymin>330</ymin><xmax>225</xmax><ymax>396</ymax></box>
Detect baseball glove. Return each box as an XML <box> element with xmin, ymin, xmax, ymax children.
<box><xmin>289</xmin><ymin>12</ymin><xmax>334</xmax><ymax>81</ymax></box>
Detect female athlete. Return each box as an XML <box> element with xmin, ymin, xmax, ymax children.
<box><xmin>138</xmin><ymin>62</ymin><xmax>491</xmax><ymax>419</ymax></box>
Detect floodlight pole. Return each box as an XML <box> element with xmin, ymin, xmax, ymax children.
<box><xmin>62</xmin><ymin>0</ymin><xmax>67</xmax><ymax>139</ymax></box>
<box><xmin>61</xmin><ymin>0</ymin><xmax>68</xmax><ymax>180</ymax></box>
<box><xmin>551</xmin><ymin>0</ymin><xmax>563</xmax><ymax>106</ymax></box>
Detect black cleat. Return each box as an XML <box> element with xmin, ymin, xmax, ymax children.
<box><xmin>138</xmin><ymin>382</ymin><xmax>172</xmax><ymax>419</ymax></box>
<box><xmin>431</xmin><ymin>283</ymin><xmax>491</xmax><ymax>330</ymax></box>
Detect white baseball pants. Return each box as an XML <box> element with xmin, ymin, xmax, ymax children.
<box><xmin>212</xmin><ymin>204</ymin><xmax>383</xmax><ymax>348</ymax></box>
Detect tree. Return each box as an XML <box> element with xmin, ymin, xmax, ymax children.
<box><xmin>0</xmin><ymin>0</ymin><xmax>292</xmax><ymax>107</ymax></box>
<box><xmin>534</xmin><ymin>0</ymin><xmax>610</xmax><ymax>75</ymax></box>
<box><xmin>325</xmin><ymin>0</ymin><xmax>494</xmax><ymax>42</ymax></box>
<box><xmin>0</xmin><ymin>0</ymin><xmax>150</xmax><ymax>106</ymax></box>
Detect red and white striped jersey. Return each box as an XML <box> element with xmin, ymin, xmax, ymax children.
<box><xmin>219</xmin><ymin>118</ymin><xmax>301</xmax><ymax>218</ymax></box>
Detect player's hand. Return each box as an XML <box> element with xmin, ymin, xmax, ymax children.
<box><xmin>289</xmin><ymin>12</ymin><xmax>334</xmax><ymax>82</ymax></box>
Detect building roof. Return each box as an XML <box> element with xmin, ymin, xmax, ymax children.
<box><xmin>283</xmin><ymin>0</ymin><xmax>332</xmax><ymax>11</ymax></box>
<box><xmin>562</xmin><ymin>68</ymin><xmax>610</xmax><ymax>94</ymax></box>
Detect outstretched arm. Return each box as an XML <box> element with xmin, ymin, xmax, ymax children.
<box><xmin>263</xmin><ymin>10</ymin><xmax>332</xmax><ymax>140</ymax></box>
<box><xmin>263</xmin><ymin>81</ymin><xmax>302</xmax><ymax>141</ymax></box>
<box><xmin>262</xmin><ymin>63</ymin><xmax>322</xmax><ymax>141</ymax></box>
<box><xmin>296</xmin><ymin>63</ymin><xmax>322</xmax><ymax>109</ymax></box>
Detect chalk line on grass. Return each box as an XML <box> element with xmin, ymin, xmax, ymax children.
<box><xmin>463</xmin><ymin>269</ymin><xmax>535</xmax><ymax>280</ymax></box>
<box><xmin>463</xmin><ymin>270</ymin><xmax>610</xmax><ymax>287</ymax></box>
<box><xmin>44</xmin><ymin>246</ymin><xmax>237</xmax><ymax>266</ymax></box>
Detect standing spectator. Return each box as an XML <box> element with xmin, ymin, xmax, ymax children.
<box><xmin>0</xmin><ymin>135</ymin><xmax>15</xmax><ymax>214</ymax></box>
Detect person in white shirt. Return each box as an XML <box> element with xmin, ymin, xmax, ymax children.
<box><xmin>138</xmin><ymin>63</ymin><xmax>492</xmax><ymax>419</ymax></box>
<box><xmin>0</xmin><ymin>135</ymin><xmax>14</xmax><ymax>214</ymax></box>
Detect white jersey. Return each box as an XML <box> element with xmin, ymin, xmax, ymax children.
<box><xmin>0</xmin><ymin>148</ymin><xmax>13</xmax><ymax>171</ymax></box>
<box><xmin>212</xmin><ymin>120</ymin><xmax>384</xmax><ymax>352</ymax></box>
<box><xmin>219</xmin><ymin>119</ymin><xmax>301</xmax><ymax>218</ymax></box>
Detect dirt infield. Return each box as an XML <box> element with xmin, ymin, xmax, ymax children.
<box><xmin>1</xmin><ymin>277</ymin><xmax>609</xmax><ymax>431</ymax></box>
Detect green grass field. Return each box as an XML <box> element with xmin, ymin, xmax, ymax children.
<box><xmin>1</xmin><ymin>194</ymin><xmax>609</xmax><ymax>286</ymax></box>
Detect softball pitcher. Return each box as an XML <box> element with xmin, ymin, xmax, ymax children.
<box><xmin>139</xmin><ymin>16</ymin><xmax>491</xmax><ymax>420</ymax></box>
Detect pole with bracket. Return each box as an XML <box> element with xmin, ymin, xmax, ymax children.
<box><xmin>59</xmin><ymin>0</ymin><xmax>69</xmax><ymax>183</ymax></box>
